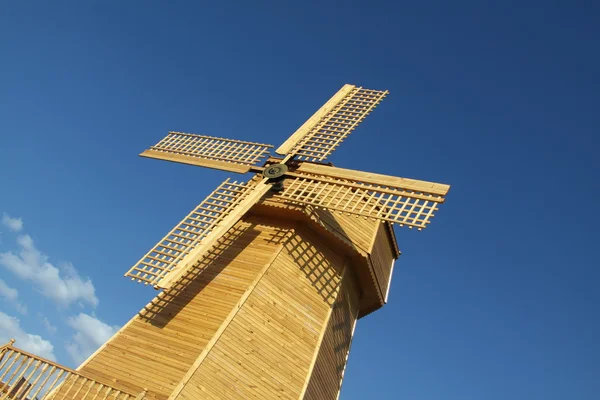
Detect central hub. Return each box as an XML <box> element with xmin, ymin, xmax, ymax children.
<box><xmin>262</xmin><ymin>163</ymin><xmax>288</xmax><ymax>179</ymax></box>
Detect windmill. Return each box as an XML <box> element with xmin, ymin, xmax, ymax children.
<box><xmin>0</xmin><ymin>84</ymin><xmax>449</xmax><ymax>400</ymax></box>
<box><xmin>124</xmin><ymin>84</ymin><xmax>448</xmax><ymax>292</ymax></box>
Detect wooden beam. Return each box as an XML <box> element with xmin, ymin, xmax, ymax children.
<box><xmin>140</xmin><ymin>149</ymin><xmax>251</xmax><ymax>174</ymax></box>
<box><xmin>297</xmin><ymin>163</ymin><xmax>450</xmax><ymax>196</ymax></box>
<box><xmin>275</xmin><ymin>84</ymin><xmax>356</xmax><ymax>155</ymax></box>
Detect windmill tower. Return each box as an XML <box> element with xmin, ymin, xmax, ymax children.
<box><xmin>0</xmin><ymin>84</ymin><xmax>449</xmax><ymax>400</ymax></box>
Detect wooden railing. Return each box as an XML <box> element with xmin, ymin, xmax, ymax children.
<box><xmin>0</xmin><ymin>340</ymin><xmax>147</xmax><ymax>400</ymax></box>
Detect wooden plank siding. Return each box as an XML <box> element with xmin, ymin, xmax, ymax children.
<box><xmin>254</xmin><ymin>195</ymin><xmax>397</xmax><ymax>315</ymax></box>
<box><xmin>302</xmin><ymin>267</ymin><xmax>360</xmax><ymax>400</ymax></box>
<box><xmin>173</xmin><ymin>228</ymin><xmax>347</xmax><ymax>399</ymax></box>
<box><xmin>258</xmin><ymin>193</ymin><xmax>381</xmax><ymax>257</ymax></box>
<box><xmin>76</xmin><ymin>219</ymin><xmax>291</xmax><ymax>399</ymax></box>
<box><xmin>368</xmin><ymin>223</ymin><xmax>397</xmax><ymax>304</ymax></box>
<box><xmin>308</xmin><ymin>206</ymin><xmax>378</xmax><ymax>255</ymax></box>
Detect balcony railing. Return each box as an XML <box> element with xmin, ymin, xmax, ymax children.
<box><xmin>0</xmin><ymin>340</ymin><xmax>146</xmax><ymax>400</ymax></box>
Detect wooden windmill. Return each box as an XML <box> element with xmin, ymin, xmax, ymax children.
<box><xmin>0</xmin><ymin>84</ymin><xmax>449</xmax><ymax>400</ymax></box>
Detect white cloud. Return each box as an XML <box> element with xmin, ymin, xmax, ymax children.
<box><xmin>0</xmin><ymin>234</ymin><xmax>98</xmax><ymax>308</ymax></box>
<box><xmin>0</xmin><ymin>278</ymin><xmax>18</xmax><ymax>301</ymax></box>
<box><xmin>40</xmin><ymin>315</ymin><xmax>57</xmax><ymax>334</ymax></box>
<box><xmin>0</xmin><ymin>311</ymin><xmax>56</xmax><ymax>361</ymax></box>
<box><xmin>14</xmin><ymin>302</ymin><xmax>28</xmax><ymax>315</ymax></box>
<box><xmin>0</xmin><ymin>278</ymin><xmax>27</xmax><ymax>315</ymax></box>
<box><xmin>2</xmin><ymin>213</ymin><xmax>23</xmax><ymax>232</ymax></box>
<box><xmin>65</xmin><ymin>313</ymin><xmax>118</xmax><ymax>365</ymax></box>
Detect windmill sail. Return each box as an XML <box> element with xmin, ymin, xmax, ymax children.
<box><xmin>140</xmin><ymin>132</ymin><xmax>274</xmax><ymax>173</ymax></box>
<box><xmin>125</xmin><ymin>178</ymin><xmax>260</xmax><ymax>286</ymax></box>
<box><xmin>276</xmin><ymin>85</ymin><xmax>388</xmax><ymax>161</ymax></box>
<box><xmin>278</xmin><ymin>164</ymin><xmax>449</xmax><ymax>230</ymax></box>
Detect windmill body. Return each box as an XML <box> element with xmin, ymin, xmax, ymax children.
<box><xmin>0</xmin><ymin>84</ymin><xmax>449</xmax><ymax>400</ymax></box>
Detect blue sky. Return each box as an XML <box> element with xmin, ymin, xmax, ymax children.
<box><xmin>0</xmin><ymin>1</ymin><xmax>598</xmax><ymax>399</ymax></box>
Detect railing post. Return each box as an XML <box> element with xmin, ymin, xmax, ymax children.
<box><xmin>0</xmin><ymin>343</ymin><xmax>140</xmax><ymax>399</ymax></box>
<box><xmin>0</xmin><ymin>339</ymin><xmax>14</xmax><ymax>370</ymax></box>
<box><xmin>0</xmin><ymin>345</ymin><xmax>7</xmax><ymax>363</ymax></box>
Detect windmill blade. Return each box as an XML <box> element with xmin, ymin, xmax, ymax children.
<box><xmin>277</xmin><ymin>163</ymin><xmax>450</xmax><ymax>230</ymax></box>
<box><xmin>125</xmin><ymin>177</ymin><xmax>270</xmax><ymax>288</ymax></box>
<box><xmin>276</xmin><ymin>84</ymin><xmax>388</xmax><ymax>162</ymax></box>
<box><xmin>297</xmin><ymin>163</ymin><xmax>450</xmax><ymax>196</ymax></box>
<box><xmin>140</xmin><ymin>131</ymin><xmax>274</xmax><ymax>174</ymax></box>
<box><xmin>157</xmin><ymin>179</ymin><xmax>271</xmax><ymax>289</ymax></box>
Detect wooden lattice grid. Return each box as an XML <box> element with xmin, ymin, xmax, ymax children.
<box><xmin>276</xmin><ymin>175</ymin><xmax>445</xmax><ymax>230</ymax></box>
<box><xmin>125</xmin><ymin>178</ymin><xmax>258</xmax><ymax>285</ymax></box>
<box><xmin>290</xmin><ymin>87</ymin><xmax>388</xmax><ymax>162</ymax></box>
<box><xmin>0</xmin><ymin>343</ymin><xmax>138</xmax><ymax>400</ymax></box>
<box><xmin>151</xmin><ymin>132</ymin><xmax>273</xmax><ymax>166</ymax></box>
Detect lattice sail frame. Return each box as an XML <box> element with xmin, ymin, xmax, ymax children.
<box><xmin>288</xmin><ymin>87</ymin><xmax>388</xmax><ymax>162</ymax></box>
<box><xmin>275</xmin><ymin>174</ymin><xmax>446</xmax><ymax>230</ymax></box>
<box><xmin>125</xmin><ymin>178</ymin><xmax>258</xmax><ymax>285</ymax></box>
<box><xmin>150</xmin><ymin>132</ymin><xmax>273</xmax><ymax>166</ymax></box>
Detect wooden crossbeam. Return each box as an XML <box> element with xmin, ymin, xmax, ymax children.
<box><xmin>297</xmin><ymin>163</ymin><xmax>450</xmax><ymax>196</ymax></box>
<box><xmin>140</xmin><ymin>149</ymin><xmax>252</xmax><ymax>173</ymax></box>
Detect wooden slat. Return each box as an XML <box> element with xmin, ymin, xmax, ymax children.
<box><xmin>140</xmin><ymin>149</ymin><xmax>251</xmax><ymax>174</ymax></box>
<box><xmin>297</xmin><ymin>163</ymin><xmax>450</xmax><ymax>196</ymax></box>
